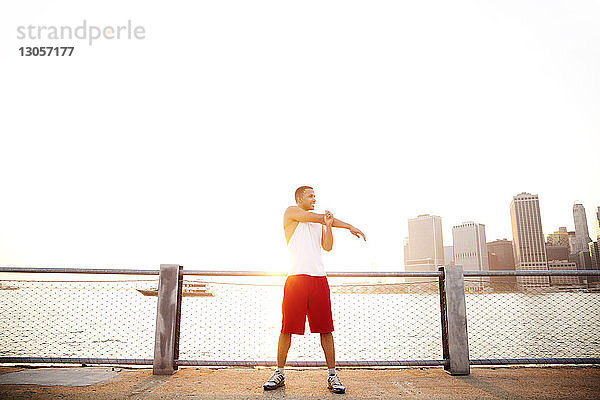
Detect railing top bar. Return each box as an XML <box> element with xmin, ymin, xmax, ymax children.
<box><xmin>0</xmin><ymin>267</ymin><xmax>442</xmax><ymax>277</ymax></box>
<box><xmin>181</xmin><ymin>270</ymin><xmax>444</xmax><ymax>277</ymax></box>
<box><xmin>463</xmin><ymin>270</ymin><xmax>600</xmax><ymax>276</ymax></box>
<box><xmin>0</xmin><ymin>267</ymin><xmax>159</xmax><ymax>275</ymax></box>
<box><xmin>2</xmin><ymin>266</ymin><xmax>597</xmax><ymax>277</ymax></box>
<box><xmin>183</xmin><ymin>270</ymin><xmax>286</xmax><ymax>277</ymax></box>
<box><xmin>329</xmin><ymin>271</ymin><xmax>443</xmax><ymax>277</ymax></box>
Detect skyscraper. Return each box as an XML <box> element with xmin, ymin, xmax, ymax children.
<box><xmin>571</xmin><ymin>203</ymin><xmax>593</xmax><ymax>279</ymax></box>
<box><xmin>546</xmin><ymin>226</ymin><xmax>570</xmax><ymax>263</ymax></box>
<box><xmin>487</xmin><ymin>239</ymin><xmax>516</xmax><ymax>287</ymax></box>
<box><xmin>405</xmin><ymin>214</ymin><xmax>444</xmax><ymax>277</ymax></box>
<box><xmin>510</xmin><ymin>193</ymin><xmax>549</xmax><ymax>287</ymax></box>
<box><xmin>403</xmin><ymin>237</ymin><xmax>409</xmax><ymax>266</ymax></box>
<box><xmin>443</xmin><ymin>245</ymin><xmax>454</xmax><ymax>266</ymax></box>
<box><xmin>567</xmin><ymin>230</ymin><xmax>578</xmax><ymax>254</ymax></box>
<box><xmin>589</xmin><ymin>206</ymin><xmax>600</xmax><ymax>283</ymax></box>
<box><xmin>595</xmin><ymin>206</ymin><xmax>600</xmax><ymax>241</ymax></box>
<box><xmin>589</xmin><ymin>241</ymin><xmax>600</xmax><ymax>271</ymax></box>
<box><xmin>545</xmin><ymin>244</ymin><xmax>569</xmax><ymax>262</ymax></box>
<box><xmin>546</xmin><ymin>227</ymin><xmax>570</xmax><ymax>247</ymax></box>
<box><xmin>548</xmin><ymin>260</ymin><xmax>579</xmax><ymax>286</ymax></box>
<box><xmin>573</xmin><ymin>203</ymin><xmax>592</xmax><ymax>253</ymax></box>
<box><xmin>452</xmin><ymin>222</ymin><xmax>489</xmax><ymax>289</ymax></box>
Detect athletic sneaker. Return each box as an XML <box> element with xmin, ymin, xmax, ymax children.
<box><xmin>263</xmin><ymin>371</ymin><xmax>285</xmax><ymax>390</ymax></box>
<box><xmin>327</xmin><ymin>374</ymin><xmax>346</xmax><ymax>394</ymax></box>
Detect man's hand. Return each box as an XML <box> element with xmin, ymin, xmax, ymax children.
<box><xmin>322</xmin><ymin>210</ymin><xmax>334</xmax><ymax>251</ymax></box>
<box><xmin>349</xmin><ymin>226</ymin><xmax>366</xmax><ymax>241</ymax></box>
<box><xmin>324</xmin><ymin>210</ymin><xmax>334</xmax><ymax>227</ymax></box>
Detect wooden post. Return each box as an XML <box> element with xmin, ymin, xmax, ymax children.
<box><xmin>153</xmin><ymin>264</ymin><xmax>181</xmax><ymax>375</ymax></box>
<box><xmin>439</xmin><ymin>265</ymin><xmax>470</xmax><ymax>375</ymax></box>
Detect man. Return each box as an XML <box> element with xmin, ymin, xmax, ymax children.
<box><xmin>263</xmin><ymin>185</ymin><xmax>366</xmax><ymax>394</ymax></box>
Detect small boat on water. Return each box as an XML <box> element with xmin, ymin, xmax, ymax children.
<box><xmin>0</xmin><ymin>283</ymin><xmax>19</xmax><ymax>290</ymax></box>
<box><xmin>136</xmin><ymin>282</ymin><xmax>214</xmax><ymax>297</ymax></box>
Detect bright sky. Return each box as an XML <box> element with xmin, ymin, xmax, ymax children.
<box><xmin>0</xmin><ymin>1</ymin><xmax>598</xmax><ymax>272</ymax></box>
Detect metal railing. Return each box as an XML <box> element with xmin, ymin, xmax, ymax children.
<box><xmin>462</xmin><ymin>270</ymin><xmax>600</xmax><ymax>366</ymax></box>
<box><xmin>177</xmin><ymin>271</ymin><xmax>445</xmax><ymax>369</ymax></box>
<box><xmin>1</xmin><ymin>266</ymin><xmax>599</xmax><ymax>376</ymax></box>
<box><xmin>0</xmin><ymin>268</ymin><xmax>159</xmax><ymax>366</ymax></box>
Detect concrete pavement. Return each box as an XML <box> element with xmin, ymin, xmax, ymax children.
<box><xmin>0</xmin><ymin>365</ymin><xmax>599</xmax><ymax>399</ymax></box>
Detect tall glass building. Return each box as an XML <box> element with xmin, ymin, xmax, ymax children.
<box><xmin>510</xmin><ymin>193</ymin><xmax>549</xmax><ymax>287</ymax></box>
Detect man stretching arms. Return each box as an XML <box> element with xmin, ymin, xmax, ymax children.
<box><xmin>263</xmin><ymin>186</ymin><xmax>366</xmax><ymax>394</ymax></box>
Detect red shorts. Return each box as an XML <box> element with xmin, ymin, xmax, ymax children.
<box><xmin>281</xmin><ymin>274</ymin><xmax>334</xmax><ymax>335</ymax></box>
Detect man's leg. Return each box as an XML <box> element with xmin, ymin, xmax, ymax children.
<box><xmin>265</xmin><ymin>275</ymin><xmax>305</xmax><ymax>391</ymax></box>
<box><xmin>308</xmin><ymin>277</ymin><xmax>344</xmax><ymax>392</ymax></box>
<box><xmin>277</xmin><ymin>333</ymin><xmax>292</xmax><ymax>368</ymax></box>
<box><xmin>320</xmin><ymin>332</ymin><xmax>335</xmax><ymax>369</ymax></box>
<box><xmin>264</xmin><ymin>333</ymin><xmax>291</xmax><ymax>390</ymax></box>
<box><xmin>321</xmin><ymin>332</ymin><xmax>345</xmax><ymax>394</ymax></box>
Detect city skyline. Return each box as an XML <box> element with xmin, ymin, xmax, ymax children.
<box><xmin>403</xmin><ymin>195</ymin><xmax>600</xmax><ymax>276</ymax></box>
<box><xmin>408</xmin><ymin>196</ymin><xmax>598</xmax><ymax>258</ymax></box>
<box><xmin>431</xmin><ymin>199</ymin><xmax>599</xmax><ymax>247</ymax></box>
<box><xmin>403</xmin><ymin>193</ymin><xmax>599</xmax><ymax>286</ymax></box>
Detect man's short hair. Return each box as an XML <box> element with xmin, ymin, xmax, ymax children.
<box><xmin>295</xmin><ymin>186</ymin><xmax>313</xmax><ymax>203</ymax></box>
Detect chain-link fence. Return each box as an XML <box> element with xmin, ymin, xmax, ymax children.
<box><xmin>464</xmin><ymin>277</ymin><xmax>600</xmax><ymax>361</ymax></box>
<box><xmin>0</xmin><ymin>276</ymin><xmax>158</xmax><ymax>363</ymax></box>
<box><xmin>178</xmin><ymin>276</ymin><xmax>442</xmax><ymax>363</ymax></box>
<box><xmin>1</xmin><ymin>268</ymin><xmax>599</xmax><ymax>368</ymax></box>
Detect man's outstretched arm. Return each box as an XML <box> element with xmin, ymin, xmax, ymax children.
<box><xmin>331</xmin><ymin>216</ymin><xmax>366</xmax><ymax>241</ymax></box>
<box><xmin>285</xmin><ymin>206</ymin><xmax>327</xmax><ymax>224</ymax></box>
<box><xmin>285</xmin><ymin>206</ymin><xmax>366</xmax><ymax>241</ymax></box>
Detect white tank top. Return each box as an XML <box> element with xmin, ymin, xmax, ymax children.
<box><xmin>287</xmin><ymin>222</ymin><xmax>326</xmax><ymax>276</ymax></box>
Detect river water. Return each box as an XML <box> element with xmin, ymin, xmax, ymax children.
<box><xmin>1</xmin><ymin>277</ymin><xmax>598</xmax><ymax>362</ymax></box>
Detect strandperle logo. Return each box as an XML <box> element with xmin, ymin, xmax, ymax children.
<box><xmin>16</xmin><ymin>20</ymin><xmax>146</xmax><ymax>46</ymax></box>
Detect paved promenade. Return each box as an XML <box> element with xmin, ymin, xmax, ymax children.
<box><xmin>0</xmin><ymin>365</ymin><xmax>599</xmax><ymax>399</ymax></box>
